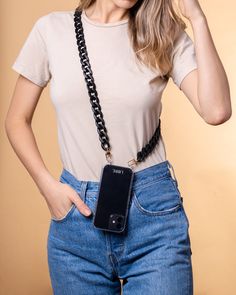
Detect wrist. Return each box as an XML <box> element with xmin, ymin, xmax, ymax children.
<box><xmin>35</xmin><ymin>170</ymin><xmax>58</xmax><ymax>198</ymax></box>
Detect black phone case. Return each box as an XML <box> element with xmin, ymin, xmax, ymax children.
<box><xmin>93</xmin><ymin>164</ymin><xmax>134</xmax><ymax>233</ymax></box>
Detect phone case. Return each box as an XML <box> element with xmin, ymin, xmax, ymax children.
<box><xmin>93</xmin><ymin>164</ymin><xmax>134</xmax><ymax>233</ymax></box>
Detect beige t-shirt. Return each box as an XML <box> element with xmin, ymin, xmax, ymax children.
<box><xmin>12</xmin><ymin>10</ymin><xmax>197</xmax><ymax>181</ymax></box>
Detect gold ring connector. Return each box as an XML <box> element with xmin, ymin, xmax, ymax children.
<box><xmin>105</xmin><ymin>149</ymin><xmax>113</xmax><ymax>164</ymax></box>
<box><xmin>127</xmin><ymin>159</ymin><xmax>138</xmax><ymax>169</ymax></box>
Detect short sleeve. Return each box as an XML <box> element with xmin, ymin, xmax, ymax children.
<box><xmin>11</xmin><ymin>18</ymin><xmax>51</xmax><ymax>88</ymax></box>
<box><xmin>169</xmin><ymin>29</ymin><xmax>197</xmax><ymax>90</ymax></box>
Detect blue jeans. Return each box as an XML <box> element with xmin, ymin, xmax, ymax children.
<box><xmin>47</xmin><ymin>160</ymin><xmax>193</xmax><ymax>294</ymax></box>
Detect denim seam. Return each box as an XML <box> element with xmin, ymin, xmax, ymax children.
<box><xmin>169</xmin><ymin>180</ymin><xmax>190</xmax><ymax>227</ymax></box>
<box><xmin>188</xmin><ymin>254</ymin><xmax>193</xmax><ymax>294</ymax></box>
<box><xmin>105</xmin><ymin>233</ymin><xmax>119</xmax><ymax>277</ymax></box>
<box><xmin>180</xmin><ymin>206</ymin><xmax>190</xmax><ymax>228</ymax></box>
<box><xmin>80</xmin><ymin>181</ymin><xmax>88</xmax><ymax>203</ymax></box>
<box><xmin>169</xmin><ymin>179</ymin><xmax>184</xmax><ymax>203</ymax></box>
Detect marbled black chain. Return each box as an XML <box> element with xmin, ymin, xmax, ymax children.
<box><xmin>73</xmin><ymin>9</ymin><xmax>161</xmax><ymax>166</ymax></box>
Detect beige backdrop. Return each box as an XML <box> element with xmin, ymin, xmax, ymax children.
<box><xmin>1</xmin><ymin>1</ymin><xmax>235</xmax><ymax>294</ymax></box>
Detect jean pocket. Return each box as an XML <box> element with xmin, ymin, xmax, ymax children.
<box><xmin>133</xmin><ymin>176</ymin><xmax>182</xmax><ymax>216</ymax></box>
<box><xmin>50</xmin><ymin>177</ymin><xmax>78</xmax><ymax>223</ymax></box>
<box><xmin>51</xmin><ymin>203</ymin><xmax>76</xmax><ymax>223</ymax></box>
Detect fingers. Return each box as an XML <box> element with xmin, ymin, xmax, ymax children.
<box><xmin>70</xmin><ymin>191</ymin><xmax>92</xmax><ymax>217</ymax></box>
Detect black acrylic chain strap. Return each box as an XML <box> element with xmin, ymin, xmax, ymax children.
<box><xmin>73</xmin><ymin>9</ymin><xmax>161</xmax><ymax>163</ymax></box>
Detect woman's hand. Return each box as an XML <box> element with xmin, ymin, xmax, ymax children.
<box><xmin>42</xmin><ymin>179</ymin><xmax>92</xmax><ymax>219</ymax></box>
<box><xmin>178</xmin><ymin>0</ymin><xmax>205</xmax><ymax>22</ymax></box>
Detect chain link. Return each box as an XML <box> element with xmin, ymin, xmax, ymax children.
<box><xmin>74</xmin><ymin>9</ymin><xmax>162</xmax><ymax>167</ymax></box>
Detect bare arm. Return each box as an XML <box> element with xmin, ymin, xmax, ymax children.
<box><xmin>5</xmin><ymin>75</ymin><xmax>55</xmax><ymax>193</ymax></box>
<box><xmin>178</xmin><ymin>0</ymin><xmax>232</xmax><ymax>125</ymax></box>
<box><xmin>5</xmin><ymin>75</ymin><xmax>91</xmax><ymax>218</ymax></box>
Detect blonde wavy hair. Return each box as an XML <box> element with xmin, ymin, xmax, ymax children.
<box><xmin>76</xmin><ymin>0</ymin><xmax>186</xmax><ymax>80</ymax></box>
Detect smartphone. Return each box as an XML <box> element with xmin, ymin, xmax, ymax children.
<box><xmin>93</xmin><ymin>164</ymin><xmax>134</xmax><ymax>233</ymax></box>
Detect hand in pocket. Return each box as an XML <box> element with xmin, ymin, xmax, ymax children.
<box><xmin>43</xmin><ymin>180</ymin><xmax>92</xmax><ymax>219</ymax></box>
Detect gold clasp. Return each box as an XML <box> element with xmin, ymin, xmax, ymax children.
<box><xmin>105</xmin><ymin>149</ymin><xmax>113</xmax><ymax>164</ymax></box>
<box><xmin>127</xmin><ymin>158</ymin><xmax>138</xmax><ymax>170</ymax></box>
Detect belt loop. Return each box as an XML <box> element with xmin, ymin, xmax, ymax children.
<box><xmin>80</xmin><ymin>181</ymin><xmax>88</xmax><ymax>203</ymax></box>
<box><xmin>167</xmin><ymin>160</ymin><xmax>178</xmax><ymax>184</ymax></box>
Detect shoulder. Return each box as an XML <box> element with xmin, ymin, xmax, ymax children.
<box><xmin>33</xmin><ymin>10</ymin><xmax>74</xmax><ymax>34</ymax></box>
<box><xmin>34</xmin><ymin>10</ymin><xmax>74</xmax><ymax>38</ymax></box>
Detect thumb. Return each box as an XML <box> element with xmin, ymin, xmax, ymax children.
<box><xmin>72</xmin><ymin>193</ymin><xmax>92</xmax><ymax>217</ymax></box>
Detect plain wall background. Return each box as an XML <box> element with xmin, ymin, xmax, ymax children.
<box><xmin>1</xmin><ymin>0</ymin><xmax>235</xmax><ymax>294</ymax></box>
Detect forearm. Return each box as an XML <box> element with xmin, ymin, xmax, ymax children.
<box><xmin>5</xmin><ymin>119</ymin><xmax>56</xmax><ymax>197</ymax></box>
<box><xmin>190</xmin><ymin>14</ymin><xmax>232</xmax><ymax>121</ymax></box>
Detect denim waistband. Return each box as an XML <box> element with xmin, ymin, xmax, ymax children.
<box><xmin>59</xmin><ymin>160</ymin><xmax>177</xmax><ymax>193</ymax></box>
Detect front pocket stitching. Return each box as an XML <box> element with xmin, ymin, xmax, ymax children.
<box><xmin>134</xmin><ymin>174</ymin><xmax>172</xmax><ymax>191</ymax></box>
<box><xmin>51</xmin><ymin>204</ymin><xmax>76</xmax><ymax>222</ymax></box>
<box><xmin>133</xmin><ymin>191</ymin><xmax>182</xmax><ymax>216</ymax></box>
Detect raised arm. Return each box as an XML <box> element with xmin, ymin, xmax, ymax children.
<box><xmin>178</xmin><ymin>0</ymin><xmax>232</xmax><ymax>125</ymax></box>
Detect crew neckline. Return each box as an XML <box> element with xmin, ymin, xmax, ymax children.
<box><xmin>81</xmin><ymin>9</ymin><xmax>129</xmax><ymax>27</ymax></box>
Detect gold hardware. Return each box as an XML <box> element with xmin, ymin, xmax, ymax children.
<box><xmin>127</xmin><ymin>158</ymin><xmax>138</xmax><ymax>169</ymax></box>
<box><xmin>105</xmin><ymin>149</ymin><xmax>113</xmax><ymax>164</ymax></box>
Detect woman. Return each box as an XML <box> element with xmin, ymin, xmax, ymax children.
<box><xmin>5</xmin><ymin>0</ymin><xmax>231</xmax><ymax>294</ymax></box>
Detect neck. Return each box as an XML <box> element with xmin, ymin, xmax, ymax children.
<box><xmin>84</xmin><ymin>0</ymin><xmax>130</xmax><ymax>24</ymax></box>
